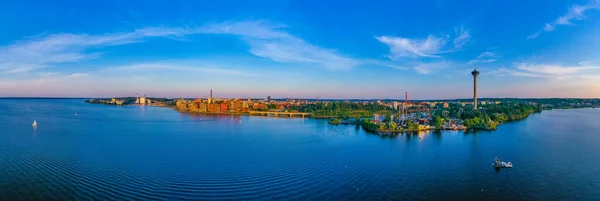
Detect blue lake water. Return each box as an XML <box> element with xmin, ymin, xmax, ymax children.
<box><xmin>1</xmin><ymin>99</ymin><xmax>599</xmax><ymax>200</ymax></box>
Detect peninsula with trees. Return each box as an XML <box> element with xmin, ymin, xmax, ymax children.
<box><xmin>85</xmin><ymin>95</ymin><xmax>600</xmax><ymax>134</ymax></box>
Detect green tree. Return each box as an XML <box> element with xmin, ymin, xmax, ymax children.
<box><xmin>388</xmin><ymin>121</ymin><xmax>398</xmax><ymax>130</ymax></box>
<box><xmin>433</xmin><ymin>115</ymin><xmax>443</xmax><ymax>129</ymax></box>
<box><xmin>383</xmin><ymin>115</ymin><xmax>391</xmax><ymax>123</ymax></box>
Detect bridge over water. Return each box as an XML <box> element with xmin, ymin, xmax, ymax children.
<box><xmin>248</xmin><ymin>111</ymin><xmax>311</xmax><ymax>118</ymax></box>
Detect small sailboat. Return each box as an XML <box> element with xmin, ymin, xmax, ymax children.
<box><xmin>32</xmin><ymin>120</ymin><xmax>37</xmax><ymax>127</ymax></box>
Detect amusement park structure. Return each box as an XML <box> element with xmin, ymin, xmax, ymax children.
<box><xmin>397</xmin><ymin>92</ymin><xmax>431</xmax><ymax>125</ymax></box>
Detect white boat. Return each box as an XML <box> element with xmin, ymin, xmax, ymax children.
<box><xmin>493</xmin><ymin>157</ymin><xmax>513</xmax><ymax>168</ymax></box>
<box><xmin>32</xmin><ymin>120</ymin><xmax>37</xmax><ymax>127</ymax></box>
<box><xmin>493</xmin><ymin>157</ymin><xmax>502</xmax><ymax>168</ymax></box>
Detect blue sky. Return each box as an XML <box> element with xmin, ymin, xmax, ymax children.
<box><xmin>1</xmin><ymin>0</ymin><xmax>599</xmax><ymax>99</ymax></box>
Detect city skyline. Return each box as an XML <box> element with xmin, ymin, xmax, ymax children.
<box><xmin>1</xmin><ymin>0</ymin><xmax>600</xmax><ymax>99</ymax></box>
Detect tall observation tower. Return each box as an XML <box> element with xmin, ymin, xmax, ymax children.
<box><xmin>471</xmin><ymin>64</ymin><xmax>479</xmax><ymax>110</ymax></box>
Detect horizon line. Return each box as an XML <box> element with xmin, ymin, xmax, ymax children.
<box><xmin>1</xmin><ymin>96</ymin><xmax>598</xmax><ymax>101</ymax></box>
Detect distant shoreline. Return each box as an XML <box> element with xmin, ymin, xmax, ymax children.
<box><xmin>2</xmin><ymin>97</ymin><xmax>599</xmax><ymax>101</ymax></box>
<box><xmin>0</xmin><ymin>97</ymin><xmax>90</xmax><ymax>99</ymax></box>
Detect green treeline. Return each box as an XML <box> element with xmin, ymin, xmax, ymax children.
<box><xmin>362</xmin><ymin>119</ymin><xmax>400</xmax><ymax>132</ymax></box>
<box><xmin>441</xmin><ymin>103</ymin><xmax>542</xmax><ymax>130</ymax></box>
<box><xmin>288</xmin><ymin>102</ymin><xmax>394</xmax><ymax>118</ymax></box>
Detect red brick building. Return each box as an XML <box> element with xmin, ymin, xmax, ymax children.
<box><xmin>220</xmin><ymin>103</ymin><xmax>228</xmax><ymax>112</ymax></box>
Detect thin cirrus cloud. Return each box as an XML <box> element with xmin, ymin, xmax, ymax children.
<box><xmin>527</xmin><ymin>1</ymin><xmax>599</xmax><ymax>39</ymax></box>
<box><xmin>0</xmin><ymin>28</ymin><xmax>195</xmax><ymax>74</ymax></box>
<box><xmin>375</xmin><ymin>26</ymin><xmax>470</xmax><ymax>59</ymax></box>
<box><xmin>66</xmin><ymin>73</ymin><xmax>89</xmax><ymax>78</ymax></box>
<box><xmin>453</xmin><ymin>26</ymin><xmax>471</xmax><ymax>48</ymax></box>
<box><xmin>102</xmin><ymin>62</ymin><xmax>265</xmax><ymax>78</ymax></box>
<box><xmin>412</xmin><ymin>62</ymin><xmax>451</xmax><ymax>74</ymax></box>
<box><xmin>468</xmin><ymin>51</ymin><xmax>498</xmax><ymax>64</ymax></box>
<box><xmin>199</xmin><ymin>20</ymin><xmax>360</xmax><ymax>70</ymax></box>
<box><xmin>493</xmin><ymin>62</ymin><xmax>600</xmax><ymax>79</ymax></box>
<box><xmin>0</xmin><ymin>20</ymin><xmax>360</xmax><ymax>76</ymax></box>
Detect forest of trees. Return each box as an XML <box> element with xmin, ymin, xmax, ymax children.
<box><xmin>362</xmin><ymin>119</ymin><xmax>401</xmax><ymax>133</ymax></box>
<box><xmin>288</xmin><ymin>102</ymin><xmax>395</xmax><ymax>118</ymax></box>
<box><xmin>438</xmin><ymin>103</ymin><xmax>543</xmax><ymax>130</ymax></box>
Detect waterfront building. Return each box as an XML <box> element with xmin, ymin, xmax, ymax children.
<box><xmin>188</xmin><ymin>102</ymin><xmax>199</xmax><ymax>111</ymax></box>
<box><xmin>220</xmin><ymin>103</ymin><xmax>228</xmax><ymax>112</ymax></box>
<box><xmin>208</xmin><ymin>89</ymin><xmax>213</xmax><ymax>104</ymax></box>
<box><xmin>140</xmin><ymin>97</ymin><xmax>146</xmax><ymax>105</ymax></box>
<box><xmin>233</xmin><ymin>100</ymin><xmax>243</xmax><ymax>112</ymax></box>
<box><xmin>208</xmin><ymin>103</ymin><xmax>220</xmax><ymax>112</ymax></box>
<box><xmin>188</xmin><ymin>99</ymin><xmax>202</xmax><ymax>111</ymax></box>
<box><xmin>235</xmin><ymin>100</ymin><xmax>243</xmax><ymax>111</ymax></box>
<box><xmin>199</xmin><ymin>103</ymin><xmax>207</xmax><ymax>112</ymax></box>
<box><xmin>176</xmin><ymin>99</ymin><xmax>189</xmax><ymax>111</ymax></box>
<box><xmin>253</xmin><ymin>103</ymin><xmax>266</xmax><ymax>110</ymax></box>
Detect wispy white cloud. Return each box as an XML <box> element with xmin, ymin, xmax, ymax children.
<box><xmin>198</xmin><ymin>20</ymin><xmax>290</xmax><ymax>39</ymax></box>
<box><xmin>376</xmin><ymin>26</ymin><xmax>470</xmax><ymax>59</ymax></box>
<box><xmin>453</xmin><ymin>26</ymin><xmax>471</xmax><ymax>48</ymax></box>
<box><xmin>199</xmin><ymin>20</ymin><xmax>359</xmax><ymax>70</ymax></box>
<box><xmin>0</xmin><ymin>27</ymin><xmax>200</xmax><ymax>74</ymax></box>
<box><xmin>492</xmin><ymin>67</ymin><xmax>551</xmax><ymax>78</ymax></box>
<box><xmin>527</xmin><ymin>1</ymin><xmax>599</xmax><ymax>39</ymax></box>
<box><xmin>364</xmin><ymin>59</ymin><xmax>411</xmax><ymax>70</ymax></box>
<box><xmin>412</xmin><ymin>62</ymin><xmax>451</xmax><ymax>74</ymax></box>
<box><xmin>39</xmin><ymin>72</ymin><xmax>59</xmax><ymax>77</ymax></box>
<box><xmin>104</xmin><ymin>62</ymin><xmax>265</xmax><ymax>78</ymax></box>
<box><xmin>375</xmin><ymin>60</ymin><xmax>453</xmax><ymax>74</ymax></box>
<box><xmin>67</xmin><ymin>73</ymin><xmax>89</xmax><ymax>78</ymax></box>
<box><xmin>493</xmin><ymin>62</ymin><xmax>600</xmax><ymax>79</ymax></box>
<box><xmin>469</xmin><ymin>51</ymin><xmax>498</xmax><ymax>64</ymax></box>
<box><xmin>580</xmin><ymin>60</ymin><xmax>591</xmax><ymax>66</ymax></box>
<box><xmin>527</xmin><ymin>32</ymin><xmax>541</xmax><ymax>39</ymax></box>
<box><xmin>543</xmin><ymin>23</ymin><xmax>555</xmax><ymax>31</ymax></box>
<box><xmin>477</xmin><ymin>52</ymin><xmax>495</xmax><ymax>58</ymax></box>
<box><xmin>375</xmin><ymin>35</ymin><xmax>447</xmax><ymax>59</ymax></box>
<box><xmin>0</xmin><ymin>20</ymin><xmax>362</xmax><ymax>75</ymax></box>
<box><xmin>515</xmin><ymin>63</ymin><xmax>598</xmax><ymax>76</ymax></box>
